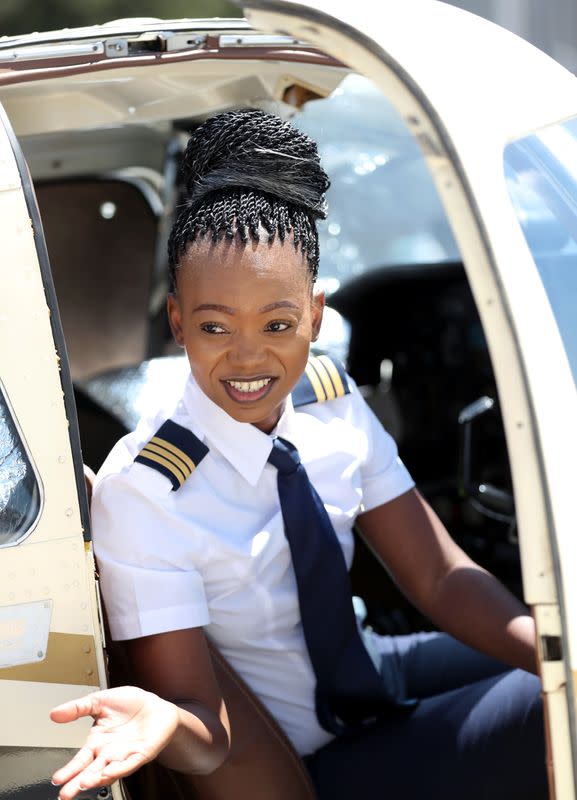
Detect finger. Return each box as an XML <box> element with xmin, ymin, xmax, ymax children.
<box><xmin>80</xmin><ymin>742</ymin><xmax>142</xmax><ymax>782</ymax></box>
<box><xmin>51</xmin><ymin>746</ymin><xmax>95</xmax><ymax>787</ymax></box>
<box><xmin>61</xmin><ymin>748</ymin><xmax>143</xmax><ymax>797</ymax></box>
<box><xmin>101</xmin><ymin>752</ymin><xmax>143</xmax><ymax>782</ymax></box>
<box><xmin>56</xmin><ymin>770</ymin><xmax>109</xmax><ymax>800</ymax></box>
<box><xmin>73</xmin><ymin>751</ymin><xmax>115</xmax><ymax>789</ymax></box>
<box><xmin>55</xmin><ymin>750</ymin><xmax>114</xmax><ymax>800</ymax></box>
<box><xmin>57</xmin><ymin>776</ymin><xmax>86</xmax><ymax>800</ymax></box>
<box><xmin>50</xmin><ymin>693</ymin><xmax>101</xmax><ymax>724</ymax></box>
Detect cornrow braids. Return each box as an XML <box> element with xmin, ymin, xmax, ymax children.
<box><xmin>167</xmin><ymin>109</ymin><xmax>330</xmax><ymax>290</ymax></box>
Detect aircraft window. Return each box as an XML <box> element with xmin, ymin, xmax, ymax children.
<box><xmin>0</xmin><ymin>384</ymin><xmax>42</xmax><ymax>547</ymax></box>
<box><xmin>295</xmin><ymin>74</ymin><xmax>460</xmax><ymax>288</ymax></box>
<box><xmin>505</xmin><ymin>116</ymin><xmax>577</xmax><ymax>388</ymax></box>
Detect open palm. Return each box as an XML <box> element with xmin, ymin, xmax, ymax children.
<box><xmin>50</xmin><ymin>686</ymin><xmax>179</xmax><ymax>800</ymax></box>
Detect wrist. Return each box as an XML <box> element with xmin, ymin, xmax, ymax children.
<box><xmin>159</xmin><ymin>701</ymin><xmax>229</xmax><ymax>775</ymax></box>
<box><xmin>141</xmin><ymin>692</ymin><xmax>181</xmax><ymax>758</ymax></box>
<box><xmin>165</xmin><ymin>699</ymin><xmax>182</xmax><ymax>738</ymax></box>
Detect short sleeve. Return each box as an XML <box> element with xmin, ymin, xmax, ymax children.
<box><xmin>91</xmin><ymin>469</ymin><xmax>210</xmax><ymax>641</ymax></box>
<box><xmin>349</xmin><ymin>382</ymin><xmax>415</xmax><ymax>512</ymax></box>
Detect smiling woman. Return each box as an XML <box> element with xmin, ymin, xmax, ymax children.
<box><xmin>165</xmin><ymin>109</ymin><xmax>327</xmax><ymax>432</ymax></box>
<box><xmin>4</xmin><ymin>2</ymin><xmax>577</xmax><ymax>798</ymax></box>
<box><xmin>50</xmin><ymin>106</ymin><xmax>545</xmax><ymax>800</ymax></box>
<box><xmin>167</xmin><ymin>235</ymin><xmax>324</xmax><ymax>432</ymax></box>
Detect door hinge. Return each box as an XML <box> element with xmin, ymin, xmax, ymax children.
<box><xmin>104</xmin><ymin>32</ymin><xmax>207</xmax><ymax>58</ymax></box>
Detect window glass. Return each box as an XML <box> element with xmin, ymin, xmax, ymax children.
<box><xmin>295</xmin><ymin>74</ymin><xmax>460</xmax><ymax>290</ymax></box>
<box><xmin>504</xmin><ymin>118</ymin><xmax>577</xmax><ymax>388</ymax></box>
<box><xmin>0</xmin><ymin>385</ymin><xmax>42</xmax><ymax>546</ymax></box>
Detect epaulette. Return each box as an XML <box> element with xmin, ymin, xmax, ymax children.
<box><xmin>292</xmin><ymin>354</ymin><xmax>351</xmax><ymax>408</ymax></box>
<box><xmin>135</xmin><ymin>419</ymin><xmax>208</xmax><ymax>491</ymax></box>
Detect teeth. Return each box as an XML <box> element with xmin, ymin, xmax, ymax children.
<box><xmin>227</xmin><ymin>378</ymin><xmax>271</xmax><ymax>393</ymax></box>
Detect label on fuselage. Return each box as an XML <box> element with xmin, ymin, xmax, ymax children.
<box><xmin>0</xmin><ymin>599</ymin><xmax>52</xmax><ymax>668</ymax></box>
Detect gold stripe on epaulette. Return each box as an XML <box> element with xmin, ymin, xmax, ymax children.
<box><xmin>317</xmin><ymin>355</ymin><xmax>346</xmax><ymax>398</ymax></box>
<box><xmin>143</xmin><ymin>442</ymin><xmax>191</xmax><ymax>480</ymax></box>
<box><xmin>146</xmin><ymin>440</ymin><xmax>193</xmax><ymax>476</ymax></box>
<box><xmin>305</xmin><ymin>360</ymin><xmax>326</xmax><ymax>402</ymax></box>
<box><xmin>310</xmin><ymin>357</ymin><xmax>336</xmax><ymax>401</ymax></box>
<box><xmin>140</xmin><ymin>447</ymin><xmax>187</xmax><ymax>486</ymax></box>
<box><xmin>150</xmin><ymin>436</ymin><xmax>195</xmax><ymax>472</ymax></box>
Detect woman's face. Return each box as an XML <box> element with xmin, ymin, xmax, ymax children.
<box><xmin>167</xmin><ymin>235</ymin><xmax>324</xmax><ymax>433</ymax></box>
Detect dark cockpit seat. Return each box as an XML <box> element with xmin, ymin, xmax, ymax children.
<box><xmin>36</xmin><ymin>177</ymin><xmax>160</xmax><ymax>380</ymax></box>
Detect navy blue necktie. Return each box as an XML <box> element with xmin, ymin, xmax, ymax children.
<box><xmin>268</xmin><ymin>436</ymin><xmax>404</xmax><ymax>734</ymax></box>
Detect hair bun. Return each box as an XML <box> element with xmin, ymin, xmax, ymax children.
<box><xmin>182</xmin><ymin>109</ymin><xmax>329</xmax><ymax>219</ymax></box>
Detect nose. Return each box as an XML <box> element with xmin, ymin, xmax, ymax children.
<box><xmin>227</xmin><ymin>330</ymin><xmax>267</xmax><ymax>369</ymax></box>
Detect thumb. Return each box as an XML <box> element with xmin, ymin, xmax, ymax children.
<box><xmin>50</xmin><ymin>693</ymin><xmax>102</xmax><ymax>724</ymax></box>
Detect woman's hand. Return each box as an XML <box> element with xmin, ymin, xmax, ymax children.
<box><xmin>50</xmin><ymin>686</ymin><xmax>179</xmax><ymax>800</ymax></box>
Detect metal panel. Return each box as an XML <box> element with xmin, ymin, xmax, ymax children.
<box><xmin>0</xmin><ymin>747</ymin><xmax>109</xmax><ymax>799</ymax></box>
<box><xmin>0</xmin><ymin>93</ymin><xmax>108</xmax><ymax>752</ymax></box>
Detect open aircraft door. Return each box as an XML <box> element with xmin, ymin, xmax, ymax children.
<box><xmin>0</xmin><ymin>106</ymin><xmax>118</xmax><ymax>799</ymax></box>
<box><xmin>237</xmin><ymin>1</ymin><xmax>577</xmax><ymax>798</ymax></box>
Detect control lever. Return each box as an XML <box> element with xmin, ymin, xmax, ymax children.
<box><xmin>458</xmin><ymin>396</ymin><xmax>515</xmax><ymax>521</ymax></box>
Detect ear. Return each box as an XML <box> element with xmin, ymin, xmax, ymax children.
<box><xmin>311</xmin><ymin>289</ymin><xmax>325</xmax><ymax>342</ymax></box>
<box><xmin>167</xmin><ymin>293</ymin><xmax>185</xmax><ymax>348</ymax></box>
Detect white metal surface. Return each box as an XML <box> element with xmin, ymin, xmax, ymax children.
<box><xmin>0</xmin><ymin>109</ymin><xmax>106</xmax><ymax>748</ymax></box>
<box><xmin>0</xmin><ymin>59</ymin><xmax>346</xmax><ymax>137</ymax></box>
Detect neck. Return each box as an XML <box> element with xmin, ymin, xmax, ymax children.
<box><xmin>251</xmin><ymin>400</ymin><xmax>286</xmax><ymax>434</ymax></box>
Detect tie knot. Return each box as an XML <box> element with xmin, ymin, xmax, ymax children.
<box><xmin>268</xmin><ymin>437</ymin><xmax>301</xmax><ymax>475</ymax></box>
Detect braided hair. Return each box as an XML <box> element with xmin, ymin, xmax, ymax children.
<box><xmin>167</xmin><ymin>109</ymin><xmax>330</xmax><ymax>290</ymax></box>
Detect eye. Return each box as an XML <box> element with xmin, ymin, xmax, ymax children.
<box><xmin>265</xmin><ymin>320</ymin><xmax>291</xmax><ymax>333</ymax></box>
<box><xmin>201</xmin><ymin>322</ymin><xmax>228</xmax><ymax>334</ymax></box>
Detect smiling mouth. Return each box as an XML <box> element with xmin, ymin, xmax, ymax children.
<box><xmin>222</xmin><ymin>377</ymin><xmax>276</xmax><ymax>403</ymax></box>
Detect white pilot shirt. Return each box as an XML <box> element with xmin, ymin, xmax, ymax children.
<box><xmin>91</xmin><ymin>372</ymin><xmax>415</xmax><ymax>756</ymax></box>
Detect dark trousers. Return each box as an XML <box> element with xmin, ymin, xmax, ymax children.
<box><xmin>305</xmin><ymin>632</ymin><xmax>546</xmax><ymax>799</ymax></box>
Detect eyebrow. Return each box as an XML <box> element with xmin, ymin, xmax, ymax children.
<box><xmin>259</xmin><ymin>300</ymin><xmax>300</xmax><ymax>313</ymax></box>
<box><xmin>192</xmin><ymin>300</ymin><xmax>299</xmax><ymax>314</ymax></box>
<box><xmin>192</xmin><ymin>303</ymin><xmax>236</xmax><ymax>314</ymax></box>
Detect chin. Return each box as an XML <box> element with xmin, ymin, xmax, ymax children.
<box><xmin>231</xmin><ymin>404</ymin><xmax>274</xmax><ymax>423</ymax></box>
<box><xmin>229</xmin><ymin>401</ymin><xmax>281</xmax><ymax>431</ymax></box>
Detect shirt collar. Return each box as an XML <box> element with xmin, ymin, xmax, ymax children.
<box><xmin>182</xmin><ymin>377</ymin><xmax>296</xmax><ymax>486</ymax></box>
